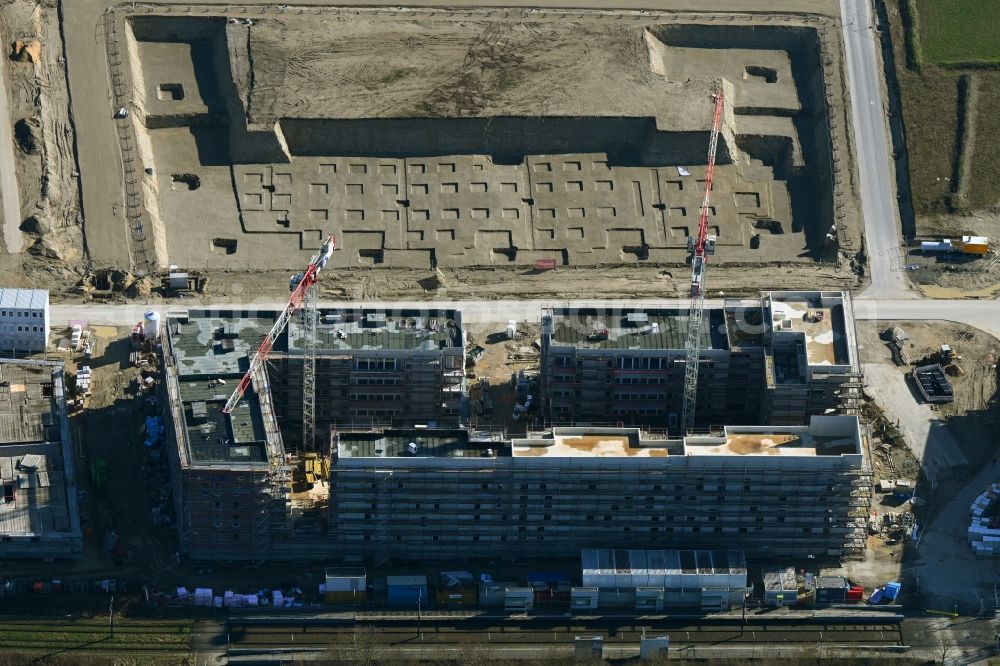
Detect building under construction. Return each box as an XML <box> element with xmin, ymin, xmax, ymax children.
<box><xmin>161</xmin><ymin>307</ymin><xmax>465</xmax><ymax>560</ymax></box>
<box><xmin>161</xmin><ymin>295</ymin><xmax>868</xmax><ymax>562</ymax></box>
<box><xmin>161</xmin><ymin>313</ymin><xmax>290</xmax><ymax>561</ymax></box>
<box><xmin>540</xmin><ymin>291</ymin><xmax>862</xmax><ymax>428</ymax></box>
<box><xmin>272</xmin><ymin>307</ymin><xmax>465</xmax><ymax>438</ymax></box>
<box><xmin>328</xmin><ymin>416</ymin><xmax>870</xmax><ymax>562</ymax></box>
<box><xmin>0</xmin><ymin>360</ymin><xmax>82</xmax><ymax>559</ymax></box>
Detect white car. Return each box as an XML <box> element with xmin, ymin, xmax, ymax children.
<box><xmin>114</xmin><ymin>107</ymin><xmax>129</xmax><ymax>119</ymax></box>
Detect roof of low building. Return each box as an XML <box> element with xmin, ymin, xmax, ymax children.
<box><xmin>0</xmin><ymin>288</ymin><xmax>48</xmax><ymax>311</ymax></box>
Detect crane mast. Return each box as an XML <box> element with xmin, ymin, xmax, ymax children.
<box><xmin>301</xmin><ymin>282</ymin><xmax>318</xmax><ymax>450</ymax></box>
<box><xmin>681</xmin><ymin>91</ymin><xmax>725</xmax><ymax>433</ymax></box>
<box><xmin>222</xmin><ymin>235</ymin><xmax>336</xmax><ymax>416</ymax></box>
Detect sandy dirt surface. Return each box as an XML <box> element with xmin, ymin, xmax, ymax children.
<box><xmin>248</xmin><ymin>19</ymin><xmax>701</xmax><ymax>124</ymax></box>
<box><xmin>466</xmin><ymin>320</ymin><xmax>540</xmax><ymax>436</ymax></box>
<box><xmin>857</xmin><ymin>319</ymin><xmax>998</xmax><ymax>478</ymax></box>
<box><xmin>0</xmin><ymin>0</ymin><xmax>86</xmax><ymax>294</ymax></box>
<box><xmin>829</xmin><ymin>319</ymin><xmax>999</xmax><ymax>597</ymax></box>
<box><xmin>49</xmin><ymin>2</ymin><xmax>862</xmax><ymax>303</ymax></box>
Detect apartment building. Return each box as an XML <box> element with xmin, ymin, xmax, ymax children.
<box><xmin>272</xmin><ymin>308</ymin><xmax>465</xmax><ymax>443</ymax></box>
<box><xmin>761</xmin><ymin>291</ymin><xmax>862</xmax><ymax>425</ymax></box>
<box><xmin>328</xmin><ymin>416</ymin><xmax>870</xmax><ymax>562</ymax></box>
<box><xmin>0</xmin><ymin>288</ymin><xmax>49</xmax><ymax>355</ymax></box>
<box><xmin>539</xmin><ymin>291</ymin><xmax>860</xmax><ymax>430</ymax></box>
<box><xmin>161</xmin><ymin>308</ymin><xmax>466</xmax><ymax>559</ymax></box>
<box><xmin>161</xmin><ymin>312</ymin><xmax>290</xmax><ymax>561</ymax></box>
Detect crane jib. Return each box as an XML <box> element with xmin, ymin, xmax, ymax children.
<box><xmin>221</xmin><ymin>235</ymin><xmax>336</xmax><ymax>414</ymax></box>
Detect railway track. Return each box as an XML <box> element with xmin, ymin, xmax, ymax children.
<box><xmin>228</xmin><ymin>620</ymin><xmax>905</xmax><ymax>649</ymax></box>
<box><xmin>0</xmin><ymin>619</ymin><xmax>191</xmax><ymax>655</ymax></box>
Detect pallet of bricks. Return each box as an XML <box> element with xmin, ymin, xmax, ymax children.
<box><xmin>968</xmin><ymin>483</ymin><xmax>1000</xmax><ymax>555</ymax></box>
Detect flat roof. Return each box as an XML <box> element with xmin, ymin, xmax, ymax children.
<box><xmin>288</xmin><ymin>308</ymin><xmax>462</xmax><ymax>353</ymax></box>
<box><xmin>582</xmin><ymin>548</ymin><xmax>747</xmax><ymax>576</ymax></box>
<box><xmin>0</xmin><ymin>363</ymin><xmax>58</xmax><ymax>444</ymax></box>
<box><xmin>547</xmin><ymin>307</ymin><xmax>727</xmax><ymax>351</ymax></box>
<box><xmin>0</xmin><ymin>361</ymin><xmax>78</xmax><ymax>544</ymax></box>
<box><xmin>167</xmin><ymin>313</ymin><xmax>275</xmax><ymax>378</ymax></box>
<box><xmin>165</xmin><ymin>313</ymin><xmax>273</xmax><ymax>464</ymax></box>
<box><xmin>337</xmin><ymin>429</ymin><xmax>498</xmax><ymax>459</ymax></box>
<box><xmin>0</xmin><ymin>449</ymin><xmax>71</xmax><ymax>535</ymax></box>
<box><xmin>764</xmin><ymin>567</ymin><xmax>797</xmax><ymax>591</ymax></box>
<box><xmin>179</xmin><ymin>383</ymin><xmax>268</xmax><ymax>464</ymax></box>
<box><xmin>724</xmin><ymin>306</ymin><xmax>765</xmax><ymax>348</ymax></box>
<box><xmin>0</xmin><ymin>288</ymin><xmax>47</xmax><ymax>310</ymax></box>
<box><xmin>686</xmin><ymin>422</ymin><xmax>860</xmax><ymax>457</ymax></box>
<box><xmin>766</xmin><ymin>293</ymin><xmax>850</xmax><ymax>366</ymax></box>
<box><xmin>512</xmin><ymin>428</ymin><xmax>679</xmax><ymax>458</ymax></box>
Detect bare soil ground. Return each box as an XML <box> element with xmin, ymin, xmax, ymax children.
<box><xmin>0</xmin><ymin>0</ymin><xmax>84</xmax><ymax>277</ymax></box>
<box><xmin>833</xmin><ymin>320</ymin><xmax>999</xmax><ymax>590</ymax></box>
<box><xmin>858</xmin><ymin>319</ymin><xmax>999</xmax><ymax>469</ymax></box>
<box><xmin>0</xmin><ymin>1</ymin><xmax>865</xmax><ymax>303</ymax></box>
<box><xmin>114</xmin><ymin>6</ymin><xmax>859</xmax><ymax>299</ymax></box>
<box><xmin>248</xmin><ymin>18</ymin><xmax>701</xmax><ymax>124</ymax></box>
<box><xmin>465</xmin><ymin>321</ymin><xmax>540</xmax><ymax>436</ymax></box>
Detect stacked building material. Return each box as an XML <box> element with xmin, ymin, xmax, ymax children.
<box><xmin>968</xmin><ymin>483</ymin><xmax>1000</xmax><ymax>555</ymax></box>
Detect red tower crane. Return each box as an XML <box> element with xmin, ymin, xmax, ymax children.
<box><xmin>222</xmin><ymin>235</ymin><xmax>336</xmax><ymax>415</ymax></box>
<box><xmin>681</xmin><ymin>91</ymin><xmax>725</xmax><ymax>432</ymax></box>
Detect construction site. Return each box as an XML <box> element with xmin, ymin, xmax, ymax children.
<box><xmin>70</xmin><ymin>5</ymin><xmax>863</xmax><ymax>301</ymax></box>
<box><xmin>0</xmin><ymin>360</ymin><xmax>81</xmax><ymax>560</ymax></box>
<box><xmin>158</xmin><ymin>279</ymin><xmax>870</xmax><ymax>562</ymax></box>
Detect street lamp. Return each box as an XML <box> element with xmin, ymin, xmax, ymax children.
<box><xmin>416</xmin><ymin>590</ymin><xmax>423</xmax><ymax>638</ymax></box>
<box><xmin>109</xmin><ymin>595</ymin><xmax>115</xmax><ymax>639</ymax></box>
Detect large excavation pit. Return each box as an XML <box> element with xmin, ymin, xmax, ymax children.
<box><xmin>120</xmin><ymin>11</ymin><xmax>850</xmax><ymax>273</ymax></box>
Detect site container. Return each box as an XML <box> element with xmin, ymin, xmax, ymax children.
<box><xmin>436</xmin><ymin>571</ymin><xmax>476</xmax><ymax>607</ymax></box>
<box><xmin>815</xmin><ymin>576</ymin><xmax>848</xmax><ymax>604</ymax></box>
<box><xmin>386</xmin><ymin>575</ymin><xmax>427</xmax><ymax>607</ymax></box>
<box><xmin>960</xmin><ymin>236</ymin><xmax>989</xmax><ymax>254</ymax></box>
<box><xmin>527</xmin><ymin>572</ymin><xmax>572</xmax><ymax>604</ymax></box>
<box><xmin>478</xmin><ymin>581</ymin><xmax>517</xmax><ymax>607</ymax></box>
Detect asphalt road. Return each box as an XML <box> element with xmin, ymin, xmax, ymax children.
<box><xmin>0</xmin><ymin>55</ymin><xmax>22</xmax><ymax>254</ymax></box>
<box><xmin>49</xmin><ymin>296</ymin><xmax>1000</xmax><ymax>338</ymax></box>
<box><xmin>840</xmin><ymin>0</ymin><xmax>912</xmax><ymax>300</ymax></box>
